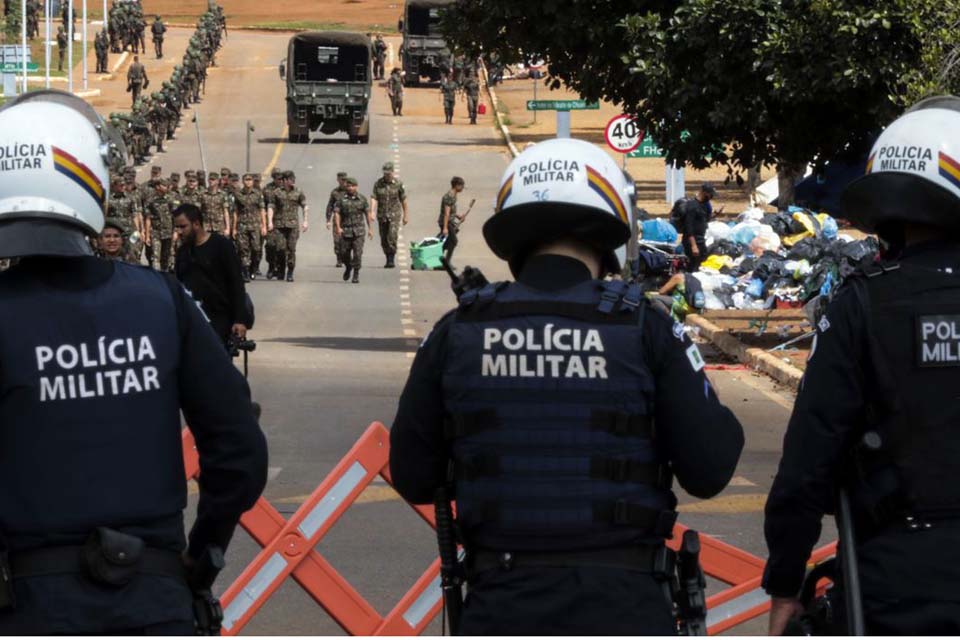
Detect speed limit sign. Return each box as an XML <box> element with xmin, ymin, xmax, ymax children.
<box><xmin>604</xmin><ymin>115</ymin><xmax>644</xmax><ymax>154</ymax></box>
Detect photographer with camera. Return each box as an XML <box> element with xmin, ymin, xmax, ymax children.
<box><xmin>173</xmin><ymin>204</ymin><xmax>251</xmax><ymax>347</ymax></box>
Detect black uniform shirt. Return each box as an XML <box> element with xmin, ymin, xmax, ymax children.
<box><xmin>390</xmin><ymin>254</ymin><xmax>745</xmax><ymax>506</ymax></box>
<box><xmin>764</xmin><ymin>241</ymin><xmax>960</xmax><ymax>600</ymax></box>
<box><xmin>680</xmin><ymin>197</ymin><xmax>711</xmax><ymax>238</ymax></box>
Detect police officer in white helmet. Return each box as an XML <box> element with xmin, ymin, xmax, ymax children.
<box><xmin>389</xmin><ymin>138</ymin><xmax>744</xmax><ymax>634</ymax></box>
<box><xmin>0</xmin><ymin>90</ymin><xmax>268</xmax><ymax>634</ymax></box>
<box><xmin>765</xmin><ymin>96</ymin><xmax>960</xmax><ymax>634</ymax></box>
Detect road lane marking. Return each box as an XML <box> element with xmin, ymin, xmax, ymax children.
<box><xmin>263</xmin><ymin>126</ymin><xmax>288</xmax><ymax>177</ymax></box>
<box><xmin>679</xmin><ymin>493</ymin><xmax>767</xmax><ymax>514</ymax></box>
<box><xmin>729</xmin><ymin>476</ymin><xmax>758</xmax><ymax>487</ymax></box>
<box><xmin>404</xmin><ymin>329</ymin><xmax>417</xmax><ymax>337</ymax></box>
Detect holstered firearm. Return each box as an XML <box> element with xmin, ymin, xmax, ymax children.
<box><xmin>434</xmin><ymin>487</ymin><xmax>464</xmax><ymax>635</ymax></box>
<box><xmin>187</xmin><ymin>546</ymin><xmax>226</xmax><ymax>636</ymax></box>
<box><xmin>675</xmin><ymin>530</ymin><xmax>707</xmax><ymax>636</ymax></box>
<box><xmin>440</xmin><ymin>257</ymin><xmax>489</xmax><ymax>302</ymax></box>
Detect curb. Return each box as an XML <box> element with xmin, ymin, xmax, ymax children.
<box><xmin>482</xmin><ymin>65</ymin><xmax>519</xmax><ymax>158</ymax></box>
<box><xmin>74</xmin><ymin>88</ymin><xmax>101</xmax><ymax>98</ymax></box>
<box><xmin>686</xmin><ymin>314</ymin><xmax>804</xmax><ymax>390</ymax></box>
<box><xmin>110</xmin><ymin>51</ymin><xmax>130</xmax><ymax>75</ymax></box>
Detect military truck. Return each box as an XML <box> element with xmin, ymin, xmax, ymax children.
<box><xmin>399</xmin><ymin>0</ymin><xmax>454</xmax><ymax>85</ymax></box>
<box><xmin>279</xmin><ymin>32</ymin><xmax>372</xmax><ymax>144</ymax></box>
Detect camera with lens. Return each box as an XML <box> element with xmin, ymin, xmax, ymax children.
<box><xmin>227</xmin><ymin>336</ymin><xmax>257</xmax><ymax>358</ymax></box>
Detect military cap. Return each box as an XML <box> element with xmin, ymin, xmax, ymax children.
<box><xmin>229</xmin><ymin>173</ymin><xmax>240</xmax><ymax>181</ymax></box>
<box><xmin>345</xmin><ymin>177</ymin><xmax>358</xmax><ymax>186</ymax></box>
<box><xmin>102</xmin><ymin>217</ymin><xmax>128</xmax><ymax>234</ymax></box>
<box><xmin>109</xmin><ymin>173</ymin><xmax>123</xmax><ymax>184</ymax></box>
<box><xmin>382</xmin><ymin>162</ymin><xmax>394</xmax><ymax>172</ymax></box>
<box><xmin>271</xmin><ymin>168</ymin><xmax>282</xmax><ymax>178</ymax></box>
<box><xmin>184</xmin><ymin>170</ymin><xmax>197</xmax><ymax>178</ymax></box>
<box><xmin>283</xmin><ymin>170</ymin><xmax>296</xmax><ymax>180</ymax></box>
<box><xmin>151</xmin><ymin>165</ymin><xmax>162</xmax><ymax>175</ymax></box>
<box><xmin>243</xmin><ymin>173</ymin><xmax>256</xmax><ymax>180</ymax></box>
<box><xmin>170</xmin><ymin>172</ymin><xmax>181</xmax><ymax>180</ymax></box>
<box><xmin>220</xmin><ymin>167</ymin><xmax>231</xmax><ymax>176</ymax></box>
<box><xmin>123</xmin><ymin>166</ymin><xmax>136</xmax><ymax>175</ymax></box>
<box><xmin>155</xmin><ymin>178</ymin><xmax>169</xmax><ymax>187</ymax></box>
<box><xmin>337</xmin><ymin>171</ymin><xmax>348</xmax><ymax>179</ymax></box>
<box><xmin>208</xmin><ymin>174</ymin><xmax>219</xmax><ymax>183</ymax></box>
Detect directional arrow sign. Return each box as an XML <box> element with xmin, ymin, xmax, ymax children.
<box><xmin>526</xmin><ymin>100</ymin><xmax>599</xmax><ymax>111</ymax></box>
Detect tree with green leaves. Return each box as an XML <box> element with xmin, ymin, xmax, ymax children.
<box><xmin>443</xmin><ymin>0</ymin><xmax>960</xmax><ymax>203</ymax></box>
<box><xmin>2</xmin><ymin>0</ymin><xmax>22</xmax><ymax>43</ymax></box>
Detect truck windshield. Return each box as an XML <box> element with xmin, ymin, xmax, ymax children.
<box><xmin>407</xmin><ymin>7</ymin><xmax>444</xmax><ymax>37</ymax></box>
<box><xmin>292</xmin><ymin>41</ymin><xmax>369</xmax><ymax>82</ymax></box>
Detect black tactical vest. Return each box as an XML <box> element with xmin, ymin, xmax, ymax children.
<box><xmin>443</xmin><ymin>280</ymin><xmax>677</xmax><ymax>552</ymax></box>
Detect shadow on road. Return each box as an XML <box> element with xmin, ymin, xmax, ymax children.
<box><xmin>265</xmin><ymin>336</ymin><xmax>422</xmax><ymax>352</ymax></box>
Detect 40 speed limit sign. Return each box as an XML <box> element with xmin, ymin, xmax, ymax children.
<box><xmin>604</xmin><ymin>115</ymin><xmax>644</xmax><ymax>154</ymax></box>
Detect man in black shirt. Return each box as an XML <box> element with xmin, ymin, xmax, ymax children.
<box><xmin>173</xmin><ymin>204</ymin><xmax>249</xmax><ymax>345</ymax></box>
<box><xmin>672</xmin><ymin>183</ymin><xmax>719</xmax><ymax>272</ymax></box>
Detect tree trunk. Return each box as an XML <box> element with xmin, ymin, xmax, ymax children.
<box><xmin>776</xmin><ymin>164</ymin><xmax>805</xmax><ymax>210</ymax></box>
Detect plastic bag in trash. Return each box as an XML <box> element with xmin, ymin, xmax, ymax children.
<box><xmin>745</xmin><ymin>278</ymin><xmax>765</xmax><ymax>298</ymax></box>
<box><xmin>837</xmin><ymin>237</ymin><xmax>879</xmax><ymax>265</ymax></box>
<box><xmin>787</xmin><ymin>237</ymin><xmax>826</xmax><ymax>262</ymax></box>
<box><xmin>709</xmin><ymin>239</ymin><xmax>746</xmax><ymax>258</ymax></box>
<box><xmin>705</xmin><ymin>221</ymin><xmax>732</xmax><ymax>246</ymax></box>
<box><xmin>641</xmin><ymin>219</ymin><xmax>679</xmax><ymax>244</ymax></box>
<box><xmin>737</xmin><ymin>207</ymin><xmax>765</xmax><ymax>223</ymax></box>
<box><xmin>700</xmin><ymin>254</ymin><xmax>733</xmax><ymax>272</ymax></box>
<box><xmin>749</xmin><ymin>226</ymin><xmax>782</xmax><ymax>254</ymax></box>
<box><xmin>729</xmin><ymin>221</ymin><xmax>763</xmax><ymax>246</ymax></box>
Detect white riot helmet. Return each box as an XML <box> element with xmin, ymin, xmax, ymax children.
<box><xmin>484</xmin><ymin>138</ymin><xmax>636</xmax><ymax>276</ymax></box>
<box><xmin>842</xmin><ymin>95</ymin><xmax>960</xmax><ymax>234</ymax></box>
<box><xmin>0</xmin><ymin>90</ymin><xmax>125</xmax><ymax>258</ymax></box>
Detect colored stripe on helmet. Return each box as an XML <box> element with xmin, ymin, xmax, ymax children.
<box><xmin>587</xmin><ymin>165</ymin><xmax>628</xmax><ymax>223</ymax></box>
<box><xmin>496</xmin><ymin>173</ymin><xmax>514</xmax><ymax>212</ymax></box>
<box><xmin>939</xmin><ymin>151</ymin><xmax>960</xmax><ymax>190</ymax></box>
<box><xmin>52</xmin><ymin>146</ymin><xmax>105</xmax><ymax>207</ymax></box>
<box><xmin>865</xmin><ymin>153</ymin><xmax>875</xmax><ymax>174</ymax></box>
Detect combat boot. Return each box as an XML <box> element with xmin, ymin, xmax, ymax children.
<box><xmin>352</xmin><ymin>268</ymin><xmax>360</xmax><ymax>284</ymax></box>
<box><xmin>286</xmin><ymin>268</ymin><xmax>294</xmax><ymax>283</ymax></box>
<box><xmin>241</xmin><ymin>267</ymin><xmax>250</xmax><ymax>283</ymax></box>
<box><xmin>385</xmin><ymin>254</ymin><xmax>395</xmax><ymax>269</ymax></box>
<box><xmin>343</xmin><ymin>265</ymin><xmax>352</xmax><ymax>281</ymax></box>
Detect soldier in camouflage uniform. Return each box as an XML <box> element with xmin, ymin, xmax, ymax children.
<box><xmin>179</xmin><ymin>172</ymin><xmax>204</xmax><ymax>208</ymax></box>
<box><xmin>123</xmin><ymin>168</ymin><xmax>146</xmax><ymax>261</ymax></box>
<box><xmin>144</xmin><ymin>178</ymin><xmax>179</xmax><ymax>271</ymax></box>
<box><xmin>234</xmin><ymin>174</ymin><xmax>268</xmax><ymax>282</ymax></box>
<box><xmin>139</xmin><ymin>166</ymin><xmax>163</xmax><ymax>265</ymax></box>
<box><xmin>326</xmin><ymin>171</ymin><xmax>349</xmax><ymax>267</ymax></box>
<box><xmin>387</xmin><ymin>68</ymin><xmax>404</xmax><ymax>117</ymax></box>
<box><xmin>463</xmin><ymin>73</ymin><xmax>480</xmax><ymax>125</ymax></box>
<box><xmin>107</xmin><ymin>175</ymin><xmax>143</xmax><ymax>264</ymax></box>
<box><xmin>201</xmin><ymin>174</ymin><xmax>230</xmax><ymax>235</ymax></box>
<box><xmin>370</xmin><ymin>161</ymin><xmax>409</xmax><ymax>268</ymax></box>
<box><xmin>440</xmin><ymin>73</ymin><xmax>459</xmax><ymax>125</ymax></box>
<box><xmin>169</xmin><ymin>171</ymin><xmax>181</xmax><ymax>195</ymax></box>
<box><xmin>196</xmin><ymin>170</ymin><xmax>209</xmax><ymax>195</ymax></box>
<box><xmin>334</xmin><ymin>177</ymin><xmax>372</xmax><ymax>284</ymax></box>
<box><xmin>268</xmin><ymin>170</ymin><xmax>309</xmax><ymax>282</ymax></box>
<box><xmin>262</xmin><ymin>169</ymin><xmax>284</xmax><ymax>279</ymax></box>
<box><xmin>97</xmin><ymin>218</ymin><xmax>138</xmax><ymax>263</ymax></box>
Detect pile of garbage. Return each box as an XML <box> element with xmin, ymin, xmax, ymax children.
<box><xmin>641</xmin><ymin>207</ymin><xmax>879</xmax><ymax>312</ymax></box>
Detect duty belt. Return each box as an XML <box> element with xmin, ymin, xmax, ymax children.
<box><xmin>10</xmin><ymin>545</ymin><xmax>186</xmax><ymax>580</ymax></box>
<box><xmin>466</xmin><ymin>545</ymin><xmax>674</xmax><ymax>579</ymax></box>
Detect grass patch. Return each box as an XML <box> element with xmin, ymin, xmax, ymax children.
<box><xmin>246</xmin><ymin>20</ymin><xmax>398</xmax><ymax>33</ymax></box>
<box><xmin>495</xmin><ymin>98</ymin><xmax>510</xmax><ymax>115</ymax></box>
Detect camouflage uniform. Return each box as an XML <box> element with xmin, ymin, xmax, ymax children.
<box><xmin>234</xmin><ymin>187</ymin><xmax>265</xmax><ymax>275</ymax></box>
<box><xmin>440</xmin><ymin>77</ymin><xmax>459</xmax><ymax>124</ymax></box>
<box><xmin>326</xmin><ymin>179</ymin><xmax>348</xmax><ymax>266</ymax></box>
<box><xmin>273</xmin><ymin>183</ymin><xmax>307</xmax><ymax>277</ymax></box>
<box><xmin>262</xmin><ymin>175</ymin><xmax>284</xmax><ymax>277</ymax></box>
<box><xmin>371</xmin><ymin>173</ymin><xmax>406</xmax><ymax>262</ymax></box>
<box><xmin>107</xmin><ymin>188</ymin><xmax>141</xmax><ymax>264</ymax></box>
<box><xmin>146</xmin><ymin>190</ymin><xmax>179</xmax><ymax>271</ymax></box>
<box><xmin>335</xmin><ymin>190</ymin><xmax>370</xmax><ymax>276</ymax></box>
<box><xmin>178</xmin><ymin>186</ymin><xmax>204</xmax><ymax>208</ymax></box>
<box><xmin>201</xmin><ymin>187</ymin><xmax>229</xmax><ymax>234</ymax></box>
<box><xmin>463</xmin><ymin>75</ymin><xmax>480</xmax><ymax>124</ymax></box>
<box><xmin>387</xmin><ymin>70</ymin><xmax>404</xmax><ymax>116</ymax></box>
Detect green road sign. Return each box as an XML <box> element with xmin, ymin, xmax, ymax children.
<box><xmin>526</xmin><ymin>100</ymin><xmax>600</xmax><ymax>111</ymax></box>
<box><xmin>628</xmin><ymin>135</ymin><xmax>664</xmax><ymax>158</ymax></box>
<box><xmin>0</xmin><ymin>63</ymin><xmax>39</xmax><ymax>72</ymax></box>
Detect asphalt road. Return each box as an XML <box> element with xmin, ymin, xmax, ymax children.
<box><xmin>96</xmin><ymin>31</ymin><xmax>834</xmax><ymax>636</ymax></box>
